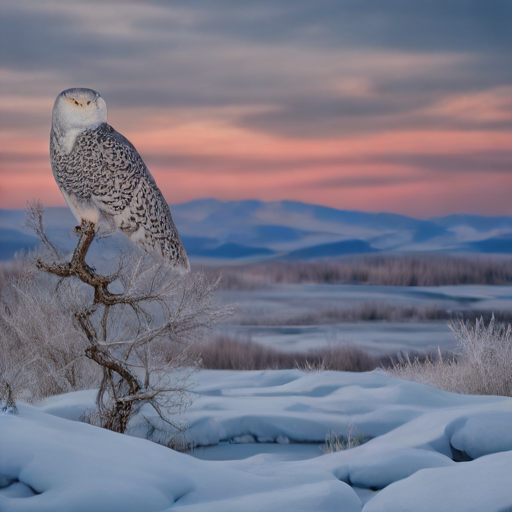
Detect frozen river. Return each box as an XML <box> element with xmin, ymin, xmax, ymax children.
<box><xmin>217</xmin><ymin>284</ymin><xmax>512</xmax><ymax>354</ymax></box>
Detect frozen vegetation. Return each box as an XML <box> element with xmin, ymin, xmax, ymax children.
<box><xmin>389</xmin><ymin>317</ymin><xmax>512</xmax><ymax>396</ymax></box>
<box><xmin>0</xmin><ymin>370</ymin><xmax>511</xmax><ymax>511</ymax></box>
<box><xmin>217</xmin><ymin>282</ymin><xmax>512</xmax><ymax>356</ymax></box>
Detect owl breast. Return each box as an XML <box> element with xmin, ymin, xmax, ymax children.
<box><xmin>51</xmin><ymin>123</ymin><xmax>140</xmax><ymax>223</ymax></box>
<box><xmin>50</xmin><ymin>122</ymin><xmax>189</xmax><ymax>271</ymax></box>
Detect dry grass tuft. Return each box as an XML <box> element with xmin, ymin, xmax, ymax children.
<box><xmin>388</xmin><ymin>317</ymin><xmax>512</xmax><ymax>396</ymax></box>
<box><xmin>193</xmin><ymin>334</ymin><xmax>386</xmax><ymax>372</ymax></box>
<box><xmin>321</xmin><ymin>424</ymin><xmax>374</xmax><ymax>453</ymax></box>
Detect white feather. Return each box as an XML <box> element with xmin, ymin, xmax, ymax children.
<box><xmin>61</xmin><ymin>189</ymin><xmax>100</xmax><ymax>225</ymax></box>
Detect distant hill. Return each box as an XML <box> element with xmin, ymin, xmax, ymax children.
<box><xmin>1</xmin><ymin>199</ymin><xmax>511</xmax><ymax>262</ymax></box>
<box><xmin>430</xmin><ymin>214</ymin><xmax>512</xmax><ymax>232</ymax></box>
<box><xmin>411</xmin><ymin>221</ymin><xmax>450</xmax><ymax>243</ymax></box>
<box><xmin>197</xmin><ymin>243</ymin><xmax>275</xmax><ymax>259</ymax></box>
<box><xmin>468</xmin><ymin>237</ymin><xmax>512</xmax><ymax>254</ymax></box>
<box><xmin>0</xmin><ymin>228</ymin><xmax>38</xmax><ymax>260</ymax></box>
<box><xmin>282</xmin><ymin>240</ymin><xmax>378</xmax><ymax>260</ymax></box>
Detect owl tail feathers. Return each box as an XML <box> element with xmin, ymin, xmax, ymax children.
<box><xmin>164</xmin><ymin>238</ymin><xmax>190</xmax><ymax>274</ymax></box>
<box><xmin>170</xmin><ymin>253</ymin><xmax>191</xmax><ymax>274</ymax></box>
<box><xmin>153</xmin><ymin>244</ymin><xmax>190</xmax><ymax>274</ymax></box>
<box><xmin>123</xmin><ymin>227</ymin><xmax>190</xmax><ymax>273</ymax></box>
<box><xmin>144</xmin><ymin>245</ymin><xmax>190</xmax><ymax>274</ymax></box>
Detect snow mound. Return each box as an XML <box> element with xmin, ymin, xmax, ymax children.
<box><xmin>347</xmin><ymin>449</ymin><xmax>455</xmax><ymax>489</ymax></box>
<box><xmin>364</xmin><ymin>450</ymin><xmax>512</xmax><ymax>512</ymax></box>
<box><xmin>129</xmin><ymin>369</ymin><xmax>508</xmax><ymax>451</ymax></box>
<box><xmin>172</xmin><ymin>480</ymin><xmax>361</xmax><ymax>512</ymax></box>
<box><xmin>0</xmin><ymin>403</ymin><xmax>360</xmax><ymax>512</ymax></box>
<box><xmin>0</xmin><ymin>405</ymin><xmax>195</xmax><ymax>512</ymax></box>
<box><xmin>449</xmin><ymin>412</ymin><xmax>512</xmax><ymax>460</ymax></box>
<box><xmin>5</xmin><ymin>369</ymin><xmax>512</xmax><ymax>511</ymax></box>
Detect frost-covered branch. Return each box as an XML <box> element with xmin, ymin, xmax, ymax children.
<box><xmin>1</xmin><ymin>203</ymin><xmax>230</xmax><ymax>435</ymax></box>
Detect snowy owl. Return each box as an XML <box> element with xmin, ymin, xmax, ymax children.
<box><xmin>50</xmin><ymin>88</ymin><xmax>189</xmax><ymax>272</ymax></box>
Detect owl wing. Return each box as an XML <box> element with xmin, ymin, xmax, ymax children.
<box><xmin>89</xmin><ymin>124</ymin><xmax>189</xmax><ymax>272</ymax></box>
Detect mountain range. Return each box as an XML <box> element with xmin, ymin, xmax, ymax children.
<box><xmin>1</xmin><ymin>199</ymin><xmax>511</xmax><ymax>262</ymax></box>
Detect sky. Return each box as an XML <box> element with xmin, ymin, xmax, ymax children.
<box><xmin>0</xmin><ymin>0</ymin><xmax>511</xmax><ymax>218</ymax></box>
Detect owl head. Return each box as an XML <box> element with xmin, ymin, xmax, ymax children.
<box><xmin>52</xmin><ymin>88</ymin><xmax>107</xmax><ymax>136</ymax></box>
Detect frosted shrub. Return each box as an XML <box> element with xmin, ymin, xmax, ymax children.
<box><xmin>451</xmin><ymin>317</ymin><xmax>512</xmax><ymax>395</ymax></box>
<box><xmin>388</xmin><ymin>317</ymin><xmax>512</xmax><ymax>396</ymax></box>
<box><xmin>0</xmin><ymin>265</ymin><xmax>100</xmax><ymax>402</ymax></box>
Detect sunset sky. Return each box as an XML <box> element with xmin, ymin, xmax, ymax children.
<box><xmin>1</xmin><ymin>1</ymin><xmax>511</xmax><ymax>218</ymax></box>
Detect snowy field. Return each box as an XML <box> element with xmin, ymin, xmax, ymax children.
<box><xmin>2</xmin><ymin>369</ymin><xmax>512</xmax><ymax>511</ymax></box>
<box><xmin>219</xmin><ymin>284</ymin><xmax>512</xmax><ymax>354</ymax></box>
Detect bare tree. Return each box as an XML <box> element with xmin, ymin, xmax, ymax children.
<box><xmin>0</xmin><ymin>201</ymin><xmax>228</xmax><ymax>435</ymax></box>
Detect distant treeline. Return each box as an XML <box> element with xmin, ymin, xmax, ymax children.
<box><xmin>200</xmin><ymin>254</ymin><xmax>512</xmax><ymax>289</ymax></box>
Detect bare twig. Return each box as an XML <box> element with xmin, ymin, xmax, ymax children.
<box><xmin>24</xmin><ymin>200</ymin><xmax>61</xmax><ymax>259</ymax></box>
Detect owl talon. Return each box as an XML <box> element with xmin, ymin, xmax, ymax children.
<box><xmin>69</xmin><ymin>225</ymin><xmax>83</xmax><ymax>237</ymax></box>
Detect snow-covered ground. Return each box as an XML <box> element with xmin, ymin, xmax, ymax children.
<box><xmin>2</xmin><ymin>370</ymin><xmax>512</xmax><ymax>511</ymax></box>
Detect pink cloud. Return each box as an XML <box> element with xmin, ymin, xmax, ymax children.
<box><xmin>1</xmin><ymin>108</ymin><xmax>511</xmax><ymax>217</ymax></box>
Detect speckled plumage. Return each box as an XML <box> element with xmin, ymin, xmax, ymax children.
<box><xmin>50</xmin><ymin>89</ymin><xmax>189</xmax><ymax>272</ymax></box>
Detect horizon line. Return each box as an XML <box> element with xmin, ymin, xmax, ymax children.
<box><xmin>1</xmin><ymin>198</ymin><xmax>511</xmax><ymax>221</ymax></box>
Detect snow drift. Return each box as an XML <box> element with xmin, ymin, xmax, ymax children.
<box><xmin>1</xmin><ymin>370</ymin><xmax>511</xmax><ymax>511</ymax></box>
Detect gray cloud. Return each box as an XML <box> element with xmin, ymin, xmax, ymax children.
<box><xmin>137</xmin><ymin>1</ymin><xmax>512</xmax><ymax>54</ymax></box>
<box><xmin>237</xmin><ymin>100</ymin><xmax>512</xmax><ymax>139</ymax></box>
<box><xmin>149</xmin><ymin>149</ymin><xmax>512</xmax><ymax>176</ymax></box>
<box><xmin>309</xmin><ymin>175</ymin><xmax>427</xmax><ymax>189</ymax></box>
<box><xmin>3</xmin><ymin>142</ymin><xmax>510</xmax><ymax>176</ymax></box>
<box><xmin>378</xmin><ymin>150</ymin><xmax>512</xmax><ymax>175</ymax></box>
<box><xmin>0</xmin><ymin>0</ymin><xmax>511</xmax><ymax>140</ymax></box>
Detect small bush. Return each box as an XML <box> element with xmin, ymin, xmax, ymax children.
<box><xmin>388</xmin><ymin>317</ymin><xmax>512</xmax><ymax>396</ymax></box>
